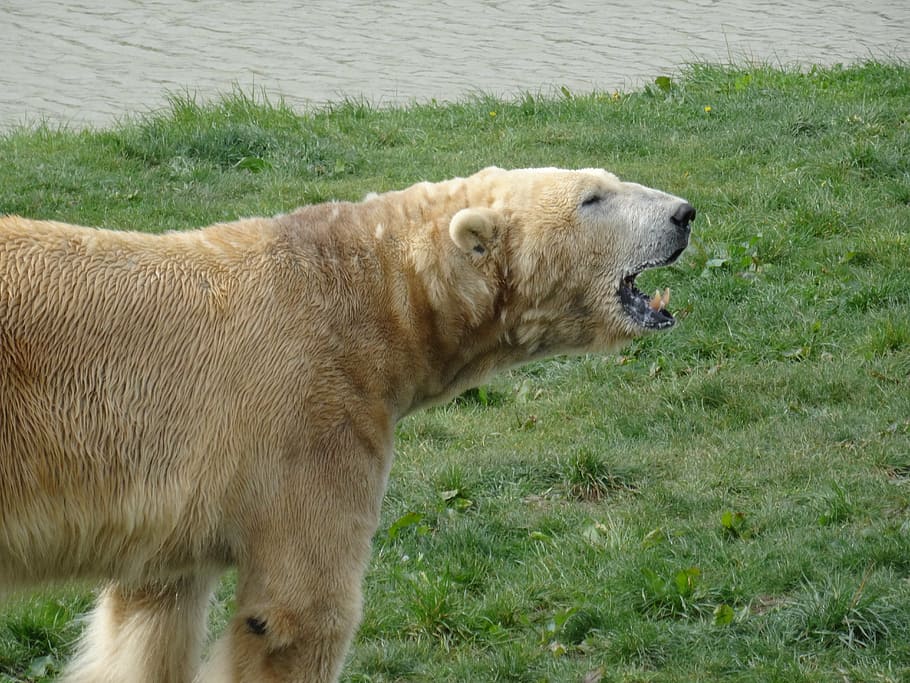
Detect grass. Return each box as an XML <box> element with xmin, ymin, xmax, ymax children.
<box><xmin>1</xmin><ymin>60</ymin><xmax>909</xmax><ymax>682</ymax></box>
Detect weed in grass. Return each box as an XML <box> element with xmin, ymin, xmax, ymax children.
<box><xmin>385</xmin><ymin>510</ymin><xmax>430</xmax><ymax>542</ymax></box>
<box><xmin>815</xmin><ymin>482</ymin><xmax>857</xmax><ymax>527</ymax></box>
<box><xmin>434</xmin><ymin>464</ymin><xmax>476</xmax><ymax>513</ymax></box>
<box><xmin>403</xmin><ymin>571</ymin><xmax>471</xmax><ymax>646</ymax></box>
<box><xmin>720</xmin><ymin>510</ymin><xmax>752</xmax><ymax>541</ymax></box>
<box><xmin>454</xmin><ymin>385</ymin><xmax>509</xmax><ymax>408</ymax></box>
<box><xmin>863</xmin><ymin>318</ymin><xmax>910</xmax><ymax>357</ymax></box>
<box><xmin>696</xmin><ymin>233</ymin><xmax>763</xmax><ymax>278</ymax></box>
<box><xmin>561</xmin><ymin>449</ymin><xmax>637</xmax><ymax>502</ymax></box>
<box><xmin>559</xmin><ymin>607</ymin><xmax>606</xmax><ymax>646</ymax></box>
<box><xmin>781</xmin><ymin>573</ymin><xmax>906</xmax><ymax>650</ymax></box>
<box><xmin>637</xmin><ymin>566</ymin><xmax>719</xmax><ymax>621</ymax></box>
<box><xmin>605</xmin><ymin>619</ymin><xmax>671</xmax><ymax>669</ymax></box>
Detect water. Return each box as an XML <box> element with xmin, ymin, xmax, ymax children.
<box><xmin>1</xmin><ymin>0</ymin><xmax>907</xmax><ymax>130</ymax></box>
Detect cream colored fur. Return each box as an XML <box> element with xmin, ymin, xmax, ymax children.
<box><xmin>0</xmin><ymin>167</ymin><xmax>692</xmax><ymax>682</ymax></box>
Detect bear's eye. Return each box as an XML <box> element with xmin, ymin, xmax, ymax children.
<box><xmin>581</xmin><ymin>194</ymin><xmax>603</xmax><ymax>207</ymax></box>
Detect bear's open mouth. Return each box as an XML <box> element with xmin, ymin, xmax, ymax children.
<box><xmin>618</xmin><ymin>246</ymin><xmax>687</xmax><ymax>330</ymax></box>
<box><xmin>619</xmin><ymin>274</ymin><xmax>674</xmax><ymax>329</ymax></box>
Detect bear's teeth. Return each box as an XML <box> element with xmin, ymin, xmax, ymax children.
<box><xmin>650</xmin><ymin>289</ymin><xmax>662</xmax><ymax>310</ymax></box>
<box><xmin>649</xmin><ymin>288</ymin><xmax>672</xmax><ymax>312</ymax></box>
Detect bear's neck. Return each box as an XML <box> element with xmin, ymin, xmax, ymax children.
<box><xmin>277</xmin><ymin>195</ymin><xmax>533</xmax><ymax>419</ymax></box>
<box><xmin>361</xmin><ymin>198</ymin><xmax>526</xmax><ymax>417</ymax></box>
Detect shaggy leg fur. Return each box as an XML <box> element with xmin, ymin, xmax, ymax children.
<box><xmin>198</xmin><ymin>500</ymin><xmax>379</xmax><ymax>681</ymax></box>
<box><xmin>197</xmin><ymin>428</ymin><xmax>390</xmax><ymax>681</ymax></box>
<box><xmin>63</xmin><ymin>575</ymin><xmax>215</xmax><ymax>683</ymax></box>
<box><xmin>197</xmin><ymin>589</ymin><xmax>362</xmax><ymax>683</ymax></box>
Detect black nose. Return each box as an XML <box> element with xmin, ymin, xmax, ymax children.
<box><xmin>671</xmin><ymin>202</ymin><xmax>696</xmax><ymax>228</ymax></box>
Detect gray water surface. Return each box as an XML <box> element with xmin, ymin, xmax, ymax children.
<box><xmin>1</xmin><ymin>0</ymin><xmax>907</xmax><ymax>129</ymax></box>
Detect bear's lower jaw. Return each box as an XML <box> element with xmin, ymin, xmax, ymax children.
<box><xmin>619</xmin><ymin>274</ymin><xmax>676</xmax><ymax>330</ymax></box>
<box><xmin>618</xmin><ymin>239</ymin><xmax>688</xmax><ymax>331</ymax></box>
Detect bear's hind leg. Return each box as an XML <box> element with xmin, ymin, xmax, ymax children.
<box><xmin>63</xmin><ymin>574</ymin><xmax>215</xmax><ymax>683</ymax></box>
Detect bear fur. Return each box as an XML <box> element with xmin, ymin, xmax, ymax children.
<box><xmin>0</xmin><ymin>167</ymin><xmax>693</xmax><ymax>682</ymax></box>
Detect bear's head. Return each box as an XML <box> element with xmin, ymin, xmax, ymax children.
<box><xmin>446</xmin><ymin>167</ymin><xmax>694</xmax><ymax>357</ymax></box>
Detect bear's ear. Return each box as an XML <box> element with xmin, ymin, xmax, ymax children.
<box><xmin>449</xmin><ymin>208</ymin><xmax>499</xmax><ymax>256</ymax></box>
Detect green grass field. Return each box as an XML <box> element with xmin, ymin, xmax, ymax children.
<box><xmin>1</xmin><ymin>61</ymin><xmax>909</xmax><ymax>682</ymax></box>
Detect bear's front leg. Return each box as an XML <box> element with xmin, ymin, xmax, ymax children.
<box><xmin>198</xmin><ymin>441</ymin><xmax>391</xmax><ymax>683</ymax></box>
<box><xmin>200</xmin><ymin>576</ymin><xmax>364</xmax><ymax>683</ymax></box>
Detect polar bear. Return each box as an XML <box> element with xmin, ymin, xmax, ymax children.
<box><xmin>0</xmin><ymin>167</ymin><xmax>693</xmax><ymax>682</ymax></box>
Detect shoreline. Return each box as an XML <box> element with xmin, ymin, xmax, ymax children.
<box><xmin>0</xmin><ymin>57</ymin><xmax>906</xmax><ymax>134</ymax></box>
